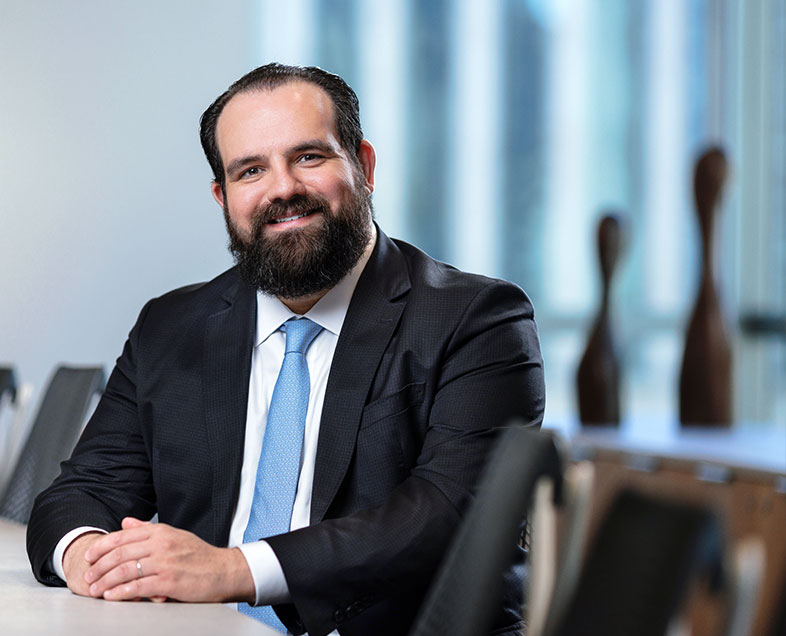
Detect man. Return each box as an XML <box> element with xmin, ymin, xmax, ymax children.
<box><xmin>27</xmin><ymin>63</ymin><xmax>545</xmax><ymax>636</ymax></box>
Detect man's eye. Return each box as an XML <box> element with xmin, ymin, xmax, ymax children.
<box><xmin>299</xmin><ymin>153</ymin><xmax>323</xmax><ymax>163</ymax></box>
<box><xmin>240</xmin><ymin>167</ymin><xmax>263</xmax><ymax>178</ymax></box>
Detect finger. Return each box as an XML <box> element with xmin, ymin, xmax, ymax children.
<box><xmin>85</xmin><ymin>542</ymin><xmax>151</xmax><ymax>586</ymax></box>
<box><xmin>121</xmin><ymin>517</ymin><xmax>151</xmax><ymax>530</ymax></box>
<box><xmin>102</xmin><ymin>574</ymin><xmax>166</xmax><ymax>602</ymax></box>
<box><xmin>85</xmin><ymin>526</ymin><xmax>153</xmax><ymax>563</ymax></box>
<box><xmin>89</xmin><ymin>557</ymin><xmax>155</xmax><ymax>599</ymax></box>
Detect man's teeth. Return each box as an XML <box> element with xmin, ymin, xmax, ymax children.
<box><xmin>271</xmin><ymin>210</ymin><xmax>313</xmax><ymax>224</ymax></box>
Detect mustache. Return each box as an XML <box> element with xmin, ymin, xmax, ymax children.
<box><xmin>252</xmin><ymin>194</ymin><xmax>331</xmax><ymax>226</ymax></box>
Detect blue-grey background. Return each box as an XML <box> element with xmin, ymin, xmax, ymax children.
<box><xmin>1</xmin><ymin>0</ymin><xmax>783</xmax><ymax>429</ymax></box>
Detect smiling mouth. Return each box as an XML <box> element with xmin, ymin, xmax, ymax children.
<box><xmin>268</xmin><ymin>209</ymin><xmax>318</xmax><ymax>224</ymax></box>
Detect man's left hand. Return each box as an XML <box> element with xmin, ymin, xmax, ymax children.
<box><xmin>83</xmin><ymin>517</ymin><xmax>255</xmax><ymax>603</ymax></box>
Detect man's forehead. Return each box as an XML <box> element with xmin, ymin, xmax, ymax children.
<box><xmin>218</xmin><ymin>81</ymin><xmax>337</xmax><ymax>135</ymax></box>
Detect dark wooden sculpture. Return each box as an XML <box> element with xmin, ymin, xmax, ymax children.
<box><xmin>577</xmin><ymin>213</ymin><xmax>624</xmax><ymax>426</ymax></box>
<box><xmin>679</xmin><ymin>147</ymin><xmax>732</xmax><ymax>427</ymax></box>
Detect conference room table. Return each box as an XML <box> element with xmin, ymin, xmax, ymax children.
<box><xmin>0</xmin><ymin>519</ymin><xmax>276</xmax><ymax>635</ymax></box>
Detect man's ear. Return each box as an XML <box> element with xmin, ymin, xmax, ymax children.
<box><xmin>357</xmin><ymin>140</ymin><xmax>376</xmax><ymax>194</ymax></box>
<box><xmin>210</xmin><ymin>180</ymin><xmax>225</xmax><ymax>208</ymax></box>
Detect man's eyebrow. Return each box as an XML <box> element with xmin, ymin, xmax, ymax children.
<box><xmin>291</xmin><ymin>140</ymin><xmax>338</xmax><ymax>155</ymax></box>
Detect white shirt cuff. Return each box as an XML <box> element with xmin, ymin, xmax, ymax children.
<box><xmin>52</xmin><ymin>526</ymin><xmax>108</xmax><ymax>582</ymax></box>
<box><xmin>236</xmin><ymin>540</ymin><xmax>290</xmax><ymax>606</ymax></box>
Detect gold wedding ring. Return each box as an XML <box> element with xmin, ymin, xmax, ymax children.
<box><xmin>136</xmin><ymin>560</ymin><xmax>143</xmax><ymax>579</ymax></box>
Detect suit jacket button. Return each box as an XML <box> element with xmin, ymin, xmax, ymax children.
<box><xmin>333</xmin><ymin>609</ymin><xmax>345</xmax><ymax>623</ymax></box>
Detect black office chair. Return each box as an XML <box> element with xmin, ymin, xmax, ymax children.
<box><xmin>0</xmin><ymin>365</ymin><xmax>21</xmax><ymax>499</ymax></box>
<box><xmin>409</xmin><ymin>425</ymin><xmax>563</xmax><ymax>636</ymax></box>
<box><xmin>0</xmin><ymin>365</ymin><xmax>105</xmax><ymax>523</ymax></box>
<box><xmin>0</xmin><ymin>366</ymin><xmax>17</xmax><ymax>403</ymax></box>
<box><xmin>543</xmin><ymin>489</ymin><xmax>726</xmax><ymax>636</ymax></box>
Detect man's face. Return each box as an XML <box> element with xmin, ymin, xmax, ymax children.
<box><xmin>211</xmin><ymin>82</ymin><xmax>376</xmax><ymax>299</ymax></box>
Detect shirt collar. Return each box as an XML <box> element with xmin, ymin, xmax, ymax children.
<box><xmin>254</xmin><ymin>226</ymin><xmax>377</xmax><ymax>346</ymax></box>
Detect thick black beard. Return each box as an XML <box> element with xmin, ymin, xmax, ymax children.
<box><xmin>225</xmin><ymin>189</ymin><xmax>373</xmax><ymax>300</ymax></box>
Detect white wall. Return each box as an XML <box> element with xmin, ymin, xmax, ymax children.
<box><xmin>0</xmin><ymin>1</ymin><xmax>258</xmax><ymax>401</ymax></box>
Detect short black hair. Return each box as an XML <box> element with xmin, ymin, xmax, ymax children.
<box><xmin>199</xmin><ymin>63</ymin><xmax>363</xmax><ymax>190</ymax></box>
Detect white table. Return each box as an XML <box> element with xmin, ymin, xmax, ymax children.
<box><xmin>545</xmin><ymin>418</ymin><xmax>786</xmax><ymax>474</ymax></box>
<box><xmin>0</xmin><ymin>520</ymin><xmax>275</xmax><ymax>635</ymax></box>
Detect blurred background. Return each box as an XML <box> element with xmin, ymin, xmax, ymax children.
<box><xmin>1</xmin><ymin>0</ymin><xmax>784</xmax><ymax>433</ymax></box>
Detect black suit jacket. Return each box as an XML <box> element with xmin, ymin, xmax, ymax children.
<box><xmin>28</xmin><ymin>230</ymin><xmax>545</xmax><ymax>636</ymax></box>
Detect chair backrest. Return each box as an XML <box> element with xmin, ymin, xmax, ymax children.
<box><xmin>0</xmin><ymin>365</ymin><xmax>105</xmax><ymax>523</ymax></box>
<box><xmin>528</xmin><ymin>460</ymin><xmax>596</xmax><ymax>636</ymax></box>
<box><xmin>409</xmin><ymin>425</ymin><xmax>563</xmax><ymax>636</ymax></box>
<box><xmin>0</xmin><ymin>366</ymin><xmax>17</xmax><ymax>403</ymax></box>
<box><xmin>0</xmin><ymin>366</ymin><xmax>22</xmax><ymax>500</ymax></box>
<box><xmin>545</xmin><ymin>489</ymin><xmax>725</xmax><ymax>636</ymax></box>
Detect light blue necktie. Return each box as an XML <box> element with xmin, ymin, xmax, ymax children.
<box><xmin>240</xmin><ymin>317</ymin><xmax>323</xmax><ymax>632</ymax></box>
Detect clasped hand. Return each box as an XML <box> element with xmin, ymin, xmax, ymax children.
<box><xmin>63</xmin><ymin>517</ymin><xmax>254</xmax><ymax>604</ymax></box>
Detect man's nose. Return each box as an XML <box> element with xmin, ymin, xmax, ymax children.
<box><xmin>266</xmin><ymin>164</ymin><xmax>306</xmax><ymax>203</ymax></box>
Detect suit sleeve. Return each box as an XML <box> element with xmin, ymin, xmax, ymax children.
<box><xmin>26</xmin><ymin>301</ymin><xmax>158</xmax><ymax>586</ymax></box>
<box><xmin>266</xmin><ymin>280</ymin><xmax>545</xmax><ymax>636</ymax></box>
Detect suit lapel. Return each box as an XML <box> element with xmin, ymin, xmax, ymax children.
<box><xmin>311</xmin><ymin>231</ymin><xmax>411</xmax><ymax>523</ymax></box>
<box><xmin>202</xmin><ymin>274</ymin><xmax>256</xmax><ymax>544</ymax></box>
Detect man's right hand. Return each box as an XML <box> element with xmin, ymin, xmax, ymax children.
<box><xmin>62</xmin><ymin>532</ymin><xmax>104</xmax><ymax>596</ymax></box>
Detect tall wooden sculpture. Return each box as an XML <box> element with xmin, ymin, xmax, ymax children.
<box><xmin>577</xmin><ymin>213</ymin><xmax>624</xmax><ymax>426</ymax></box>
<box><xmin>679</xmin><ymin>147</ymin><xmax>732</xmax><ymax>427</ymax></box>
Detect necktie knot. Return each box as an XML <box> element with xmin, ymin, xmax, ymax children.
<box><xmin>282</xmin><ymin>318</ymin><xmax>323</xmax><ymax>355</ymax></box>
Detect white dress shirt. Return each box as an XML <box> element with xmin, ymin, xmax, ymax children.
<box><xmin>54</xmin><ymin>230</ymin><xmax>376</xmax><ymax>635</ymax></box>
<box><xmin>231</xmin><ymin>237</ymin><xmax>373</xmax><ymax>605</ymax></box>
